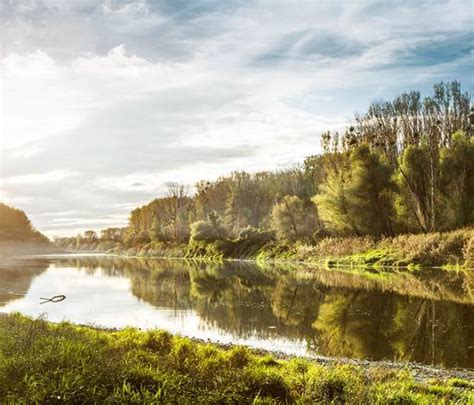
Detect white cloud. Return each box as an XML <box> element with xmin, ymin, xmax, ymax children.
<box><xmin>3</xmin><ymin>170</ymin><xmax>78</xmax><ymax>185</ymax></box>
<box><xmin>0</xmin><ymin>0</ymin><xmax>472</xmax><ymax>236</ymax></box>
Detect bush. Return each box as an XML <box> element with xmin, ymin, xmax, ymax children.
<box><xmin>190</xmin><ymin>212</ymin><xmax>229</xmax><ymax>242</ymax></box>
<box><xmin>238</xmin><ymin>226</ymin><xmax>275</xmax><ymax>244</ymax></box>
<box><xmin>190</xmin><ymin>220</ymin><xmax>220</xmax><ymax>242</ymax></box>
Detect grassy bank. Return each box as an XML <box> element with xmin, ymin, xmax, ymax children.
<box><xmin>58</xmin><ymin>227</ymin><xmax>474</xmax><ymax>270</ymax></box>
<box><xmin>76</xmin><ymin>228</ymin><xmax>474</xmax><ymax>269</ymax></box>
<box><xmin>1</xmin><ymin>314</ymin><xmax>472</xmax><ymax>404</ymax></box>
<box><xmin>266</xmin><ymin>227</ymin><xmax>474</xmax><ymax>270</ymax></box>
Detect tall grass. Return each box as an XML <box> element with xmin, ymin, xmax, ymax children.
<box><xmin>0</xmin><ymin>314</ymin><xmax>472</xmax><ymax>404</ymax></box>
<box><xmin>292</xmin><ymin>228</ymin><xmax>474</xmax><ymax>268</ymax></box>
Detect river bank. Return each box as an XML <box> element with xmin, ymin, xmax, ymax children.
<box><xmin>59</xmin><ymin>227</ymin><xmax>474</xmax><ymax>270</ymax></box>
<box><xmin>1</xmin><ymin>313</ymin><xmax>472</xmax><ymax>403</ymax></box>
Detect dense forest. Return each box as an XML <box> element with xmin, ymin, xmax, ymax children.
<box><xmin>0</xmin><ymin>203</ymin><xmax>49</xmax><ymax>244</ymax></box>
<box><xmin>58</xmin><ymin>81</ymin><xmax>474</xmax><ymax>260</ymax></box>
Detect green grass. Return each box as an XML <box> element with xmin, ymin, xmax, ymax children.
<box><xmin>1</xmin><ymin>314</ymin><xmax>472</xmax><ymax>404</ymax></box>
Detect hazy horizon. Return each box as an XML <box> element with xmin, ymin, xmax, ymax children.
<box><xmin>1</xmin><ymin>0</ymin><xmax>473</xmax><ymax>237</ymax></box>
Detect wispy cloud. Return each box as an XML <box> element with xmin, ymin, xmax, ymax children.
<box><xmin>3</xmin><ymin>170</ymin><xmax>78</xmax><ymax>185</ymax></box>
<box><xmin>0</xmin><ymin>0</ymin><xmax>472</xmax><ymax>236</ymax></box>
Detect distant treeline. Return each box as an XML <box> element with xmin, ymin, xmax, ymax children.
<box><xmin>0</xmin><ymin>203</ymin><xmax>49</xmax><ymax>244</ymax></box>
<box><xmin>59</xmin><ymin>81</ymin><xmax>473</xmax><ymax>251</ymax></box>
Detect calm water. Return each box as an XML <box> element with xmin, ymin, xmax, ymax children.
<box><xmin>1</xmin><ymin>255</ymin><xmax>473</xmax><ymax>369</ymax></box>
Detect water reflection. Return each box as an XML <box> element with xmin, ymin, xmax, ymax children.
<box><xmin>1</xmin><ymin>256</ymin><xmax>473</xmax><ymax>368</ymax></box>
<box><xmin>0</xmin><ymin>258</ymin><xmax>49</xmax><ymax>305</ymax></box>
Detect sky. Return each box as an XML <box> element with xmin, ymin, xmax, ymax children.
<box><xmin>0</xmin><ymin>0</ymin><xmax>473</xmax><ymax>237</ymax></box>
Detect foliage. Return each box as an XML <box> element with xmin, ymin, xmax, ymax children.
<box><xmin>395</xmin><ymin>144</ymin><xmax>435</xmax><ymax>233</ymax></box>
<box><xmin>0</xmin><ymin>203</ymin><xmax>49</xmax><ymax>244</ymax></box>
<box><xmin>1</xmin><ymin>314</ymin><xmax>471</xmax><ymax>404</ymax></box>
<box><xmin>186</xmin><ymin>227</ymin><xmax>275</xmax><ymax>260</ymax></box>
<box><xmin>271</xmin><ymin>195</ymin><xmax>319</xmax><ymax>241</ymax></box>
<box><xmin>190</xmin><ymin>211</ymin><xmax>229</xmax><ymax>242</ymax></box>
<box><xmin>55</xmin><ymin>81</ymin><xmax>472</xmax><ymax>253</ymax></box>
<box><xmin>314</xmin><ymin>145</ymin><xmax>396</xmax><ymax>236</ymax></box>
<box><xmin>312</xmin><ymin>153</ymin><xmax>355</xmax><ymax>234</ymax></box>
<box><xmin>238</xmin><ymin>226</ymin><xmax>275</xmax><ymax>244</ymax></box>
<box><xmin>439</xmin><ymin>131</ymin><xmax>474</xmax><ymax>229</ymax></box>
<box><xmin>317</xmin><ymin>81</ymin><xmax>471</xmax><ymax>234</ymax></box>
<box><xmin>346</xmin><ymin>145</ymin><xmax>396</xmax><ymax>235</ymax></box>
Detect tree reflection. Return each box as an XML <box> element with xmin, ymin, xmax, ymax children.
<box><xmin>33</xmin><ymin>256</ymin><xmax>474</xmax><ymax>368</ymax></box>
<box><xmin>0</xmin><ymin>259</ymin><xmax>49</xmax><ymax>306</ymax></box>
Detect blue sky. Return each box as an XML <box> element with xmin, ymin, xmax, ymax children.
<box><xmin>0</xmin><ymin>0</ymin><xmax>473</xmax><ymax>236</ymax></box>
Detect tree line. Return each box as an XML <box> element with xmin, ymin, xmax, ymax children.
<box><xmin>0</xmin><ymin>203</ymin><xmax>49</xmax><ymax>244</ymax></box>
<box><xmin>67</xmin><ymin>81</ymin><xmax>473</xmax><ymax>248</ymax></box>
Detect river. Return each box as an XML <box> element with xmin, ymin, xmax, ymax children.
<box><xmin>1</xmin><ymin>255</ymin><xmax>473</xmax><ymax>369</ymax></box>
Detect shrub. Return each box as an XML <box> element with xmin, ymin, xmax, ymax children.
<box><xmin>238</xmin><ymin>226</ymin><xmax>275</xmax><ymax>244</ymax></box>
<box><xmin>190</xmin><ymin>212</ymin><xmax>229</xmax><ymax>242</ymax></box>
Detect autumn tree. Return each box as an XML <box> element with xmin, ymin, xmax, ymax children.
<box><xmin>84</xmin><ymin>230</ymin><xmax>98</xmax><ymax>243</ymax></box>
<box><xmin>164</xmin><ymin>182</ymin><xmax>191</xmax><ymax>242</ymax></box>
<box><xmin>100</xmin><ymin>228</ymin><xmax>122</xmax><ymax>242</ymax></box>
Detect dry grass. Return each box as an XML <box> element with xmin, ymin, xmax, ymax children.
<box><xmin>291</xmin><ymin>228</ymin><xmax>474</xmax><ymax>268</ymax></box>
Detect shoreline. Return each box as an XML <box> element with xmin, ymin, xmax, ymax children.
<box><xmin>45</xmin><ymin>247</ymin><xmax>471</xmax><ymax>272</ymax></box>
<box><xmin>1</xmin><ymin>312</ymin><xmax>473</xmax><ymax>382</ymax></box>
<box><xmin>54</xmin><ymin>226</ymin><xmax>474</xmax><ymax>271</ymax></box>
<box><xmin>159</xmin><ymin>333</ymin><xmax>474</xmax><ymax>383</ymax></box>
<box><xmin>0</xmin><ymin>311</ymin><xmax>474</xmax><ymax>389</ymax></box>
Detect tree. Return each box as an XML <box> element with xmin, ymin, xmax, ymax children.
<box><xmin>271</xmin><ymin>195</ymin><xmax>318</xmax><ymax>241</ymax></box>
<box><xmin>312</xmin><ymin>152</ymin><xmax>359</xmax><ymax>235</ymax></box>
<box><xmin>224</xmin><ymin>172</ymin><xmax>253</xmax><ymax>234</ymax></box>
<box><xmin>84</xmin><ymin>230</ymin><xmax>98</xmax><ymax>243</ymax></box>
<box><xmin>148</xmin><ymin>215</ymin><xmax>162</xmax><ymax>242</ymax></box>
<box><xmin>314</xmin><ymin>146</ymin><xmax>396</xmax><ymax>235</ymax></box>
<box><xmin>345</xmin><ymin>145</ymin><xmax>396</xmax><ymax>235</ymax></box>
<box><xmin>0</xmin><ymin>203</ymin><xmax>49</xmax><ymax>243</ymax></box>
<box><xmin>438</xmin><ymin>131</ymin><xmax>474</xmax><ymax>229</ymax></box>
<box><xmin>100</xmin><ymin>228</ymin><xmax>122</xmax><ymax>242</ymax></box>
<box><xmin>395</xmin><ymin>145</ymin><xmax>434</xmax><ymax>233</ymax></box>
<box><xmin>165</xmin><ymin>182</ymin><xmax>191</xmax><ymax>242</ymax></box>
